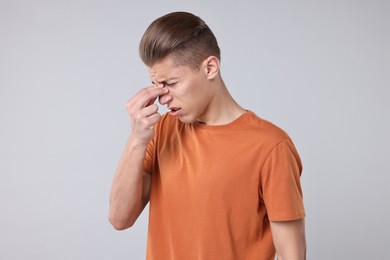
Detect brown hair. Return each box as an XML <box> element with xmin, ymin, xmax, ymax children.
<box><xmin>139</xmin><ymin>12</ymin><xmax>221</xmax><ymax>70</ymax></box>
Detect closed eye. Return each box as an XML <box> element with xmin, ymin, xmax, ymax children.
<box><xmin>165</xmin><ymin>82</ymin><xmax>177</xmax><ymax>87</ymax></box>
<box><xmin>151</xmin><ymin>80</ymin><xmax>178</xmax><ymax>87</ymax></box>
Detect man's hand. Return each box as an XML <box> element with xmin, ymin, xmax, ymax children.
<box><xmin>109</xmin><ymin>84</ymin><xmax>168</xmax><ymax>230</ymax></box>
<box><xmin>125</xmin><ymin>84</ymin><xmax>168</xmax><ymax>145</ymax></box>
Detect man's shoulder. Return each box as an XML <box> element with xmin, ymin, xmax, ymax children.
<box><xmin>242</xmin><ymin>111</ymin><xmax>290</xmax><ymax>142</ymax></box>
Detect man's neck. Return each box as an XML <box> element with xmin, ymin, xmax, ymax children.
<box><xmin>196</xmin><ymin>81</ymin><xmax>246</xmax><ymax>126</ymax></box>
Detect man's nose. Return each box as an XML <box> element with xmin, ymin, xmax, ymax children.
<box><xmin>158</xmin><ymin>91</ymin><xmax>172</xmax><ymax>106</ymax></box>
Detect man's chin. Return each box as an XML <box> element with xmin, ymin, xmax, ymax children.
<box><xmin>177</xmin><ymin>115</ymin><xmax>196</xmax><ymax>124</ymax></box>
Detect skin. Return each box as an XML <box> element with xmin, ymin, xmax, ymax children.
<box><xmin>149</xmin><ymin>55</ymin><xmax>245</xmax><ymax>125</ymax></box>
<box><xmin>108</xmin><ymin>55</ymin><xmax>306</xmax><ymax>259</ymax></box>
<box><xmin>271</xmin><ymin>219</ymin><xmax>307</xmax><ymax>260</ymax></box>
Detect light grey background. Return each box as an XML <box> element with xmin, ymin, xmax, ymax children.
<box><xmin>1</xmin><ymin>0</ymin><xmax>389</xmax><ymax>259</ymax></box>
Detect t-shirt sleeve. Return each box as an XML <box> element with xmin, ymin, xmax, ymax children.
<box><xmin>143</xmin><ymin>135</ymin><xmax>155</xmax><ymax>175</ymax></box>
<box><xmin>260</xmin><ymin>137</ymin><xmax>305</xmax><ymax>221</ymax></box>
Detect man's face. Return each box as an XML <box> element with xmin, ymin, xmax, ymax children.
<box><xmin>148</xmin><ymin>56</ymin><xmax>214</xmax><ymax>123</ymax></box>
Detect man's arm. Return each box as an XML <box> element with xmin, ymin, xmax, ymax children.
<box><xmin>270</xmin><ymin>218</ymin><xmax>306</xmax><ymax>260</ymax></box>
<box><xmin>108</xmin><ymin>139</ymin><xmax>152</xmax><ymax>230</ymax></box>
<box><xmin>108</xmin><ymin>85</ymin><xmax>168</xmax><ymax>230</ymax></box>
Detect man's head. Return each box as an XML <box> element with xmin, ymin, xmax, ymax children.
<box><xmin>139</xmin><ymin>12</ymin><xmax>221</xmax><ymax>71</ymax></box>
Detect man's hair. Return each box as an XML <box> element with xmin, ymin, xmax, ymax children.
<box><xmin>139</xmin><ymin>12</ymin><xmax>221</xmax><ymax>70</ymax></box>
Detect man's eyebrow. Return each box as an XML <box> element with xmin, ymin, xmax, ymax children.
<box><xmin>152</xmin><ymin>77</ymin><xmax>179</xmax><ymax>85</ymax></box>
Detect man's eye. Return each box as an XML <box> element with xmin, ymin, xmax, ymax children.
<box><xmin>166</xmin><ymin>82</ymin><xmax>177</xmax><ymax>87</ymax></box>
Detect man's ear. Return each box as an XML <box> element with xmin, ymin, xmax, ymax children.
<box><xmin>203</xmin><ymin>56</ymin><xmax>220</xmax><ymax>79</ymax></box>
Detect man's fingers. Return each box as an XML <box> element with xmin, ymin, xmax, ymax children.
<box><xmin>138</xmin><ymin>103</ymin><xmax>159</xmax><ymax>118</ymax></box>
<box><xmin>132</xmin><ymin>103</ymin><xmax>160</xmax><ymax>127</ymax></box>
<box><xmin>147</xmin><ymin>112</ymin><xmax>161</xmax><ymax>125</ymax></box>
<box><xmin>155</xmin><ymin>83</ymin><xmax>164</xmax><ymax>88</ymax></box>
<box><xmin>136</xmin><ymin>111</ymin><xmax>161</xmax><ymax>131</ymax></box>
<box><xmin>125</xmin><ymin>85</ymin><xmax>168</xmax><ymax>139</ymax></box>
<box><xmin>128</xmin><ymin>86</ymin><xmax>168</xmax><ymax>111</ymax></box>
<box><xmin>145</xmin><ymin>96</ymin><xmax>157</xmax><ymax>108</ymax></box>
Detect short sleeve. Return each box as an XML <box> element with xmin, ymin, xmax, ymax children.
<box><xmin>260</xmin><ymin>138</ymin><xmax>305</xmax><ymax>221</ymax></box>
<box><xmin>143</xmin><ymin>134</ymin><xmax>155</xmax><ymax>175</ymax></box>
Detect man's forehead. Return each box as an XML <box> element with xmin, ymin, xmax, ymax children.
<box><xmin>148</xmin><ymin>66</ymin><xmax>180</xmax><ymax>83</ymax></box>
<box><xmin>148</xmin><ymin>64</ymin><xmax>182</xmax><ymax>84</ymax></box>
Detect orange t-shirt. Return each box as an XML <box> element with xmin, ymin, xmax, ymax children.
<box><xmin>144</xmin><ymin>111</ymin><xmax>305</xmax><ymax>260</ymax></box>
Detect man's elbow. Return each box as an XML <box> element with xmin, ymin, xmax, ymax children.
<box><xmin>108</xmin><ymin>211</ymin><xmax>135</xmax><ymax>230</ymax></box>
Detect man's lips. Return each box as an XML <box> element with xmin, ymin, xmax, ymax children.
<box><xmin>169</xmin><ymin>107</ymin><xmax>181</xmax><ymax>116</ymax></box>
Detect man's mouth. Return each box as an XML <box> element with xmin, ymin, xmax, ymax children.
<box><xmin>169</xmin><ymin>107</ymin><xmax>181</xmax><ymax>116</ymax></box>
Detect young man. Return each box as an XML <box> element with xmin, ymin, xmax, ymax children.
<box><xmin>109</xmin><ymin>11</ymin><xmax>306</xmax><ymax>260</ymax></box>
